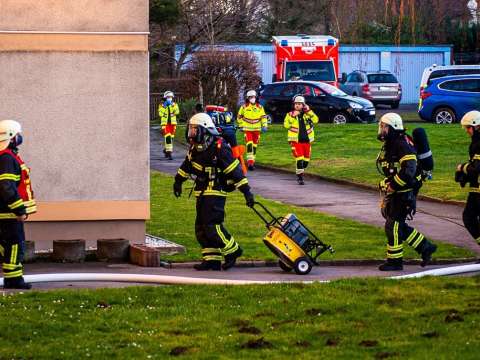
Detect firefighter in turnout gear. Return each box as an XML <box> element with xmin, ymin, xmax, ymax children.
<box><xmin>376</xmin><ymin>113</ymin><xmax>437</xmax><ymax>271</ymax></box>
<box><xmin>158</xmin><ymin>90</ymin><xmax>180</xmax><ymax>160</ymax></box>
<box><xmin>456</xmin><ymin>111</ymin><xmax>480</xmax><ymax>246</ymax></box>
<box><xmin>174</xmin><ymin>113</ymin><xmax>255</xmax><ymax>271</ymax></box>
<box><xmin>284</xmin><ymin>95</ymin><xmax>319</xmax><ymax>185</ymax></box>
<box><xmin>0</xmin><ymin>120</ymin><xmax>36</xmax><ymax>289</ymax></box>
<box><xmin>237</xmin><ymin>90</ymin><xmax>268</xmax><ymax>170</ymax></box>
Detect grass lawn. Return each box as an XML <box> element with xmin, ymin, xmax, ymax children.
<box><xmin>249</xmin><ymin>123</ymin><xmax>471</xmax><ymax>202</ymax></box>
<box><xmin>1</xmin><ymin>277</ymin><xmax>479</xmax><ymax>359</ymax></box>
<box><xmin>148</xmin><ymin>172</ymin><xmax>473</xmax><ymax>262</ymax></box>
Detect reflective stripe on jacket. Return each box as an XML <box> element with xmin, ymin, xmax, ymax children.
<box><xmin>237</xmin><ymin>104</ymin><xmax>268</xmax><ymax>131</ymax></box>
<box><xmin>158</xmin><ymin>103</ymin><xmax>180</xmax><ymax>125</ymax></box>
<box><xmin>283</xmin><ymin>110</ymin><xmax>319</xmax><ymax>143</ymax></box>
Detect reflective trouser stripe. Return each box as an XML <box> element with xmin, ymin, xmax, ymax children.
<box><xmin>165</xmin><ymin>134</ymin><xmax>173</xmax><ymax>152</ymax></box>
<box><xmin>387</xmin><ymin>221</ymin><xmax>403</xmax><ymax>259</ymax></box>
<box><xmin>10</xmin><ymin>244</ymin><xmax>17</xmax><ymax>264</ymax></box>
<box><xmin>216</xmin><ymin>225</ymin><xmax>239</xmax><ymax>256</ymax></box>
<box><xmin>3</xmin><ymin>269</ymin><xmax>23</xmax><ymax>278</ymax></box>
<box><xmin>201</xmin><ymin>248</ymin><xmax>222</xmax><ymax>262</ymax></box>
<box><xmin>0</xmin><ymin>244</ymin><xmax>3</xmax><ymax>257</ymax></box>
<box><xmin>296</xmin><ymin>157</ymin><xmax>305</xmax><ymax>174</ymax></box>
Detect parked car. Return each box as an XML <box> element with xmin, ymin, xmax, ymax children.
<box><xmin>258</xmin><ymin>81</ymin><xmax>376</xmax><ymax>124</ymax></box>
<box><xmin>419</xmin><ymin>64</ymin><xmax>480</xmax><ymax>108</ymax></box>
<box><xmin>340</xmin><ymin>70</ymin><xmax>402</xmax><ymax>109</ymax></box>
<box><xmin>418</xmin><ymin>74</ymin><xmax>480</xmax><ymax>124</ymax></box>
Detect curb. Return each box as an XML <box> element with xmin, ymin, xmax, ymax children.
<box><xmin>163</xmin><ymin>258</ymin><xmax>478</xmax><ymax>269</ymax></box>
<box><xmin>256</xmin><ymin>164</ymin><xmax>466</xmax><ymax>206</ymax></box>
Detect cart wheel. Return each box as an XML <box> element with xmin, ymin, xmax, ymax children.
<box><xmin>294</xmin><ymin>257</ymin><xmax>313</xmax><ymax>275</ymax></box>
<box><xmin>278</xmin><ymin>260</ymin><xmax>292</xmax><ymax>272</ymax></box>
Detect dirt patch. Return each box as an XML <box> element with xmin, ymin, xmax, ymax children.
<box><xmin>254</xmin><ymin>311</ymin><xmax>275</xmax><ymax>318</ymax></box>
<box><xmin>241</xmin><ymin>337</ymin><xmax>272</xmax><ymax>349</ymax></box>
<box><xmin>326</xmin><ymin>338</ymin><xmax>340</xmax><ymax>347</ymax></box>
<box><xmin>295</xmin><ymin>340</ymin><xmax>311</xmax><ymax>348</ymax></box>
<box><xmin>375</xmin><ymin>352</ymin><xmax>398</xmax><ymax>359</ymax></box>
<box><xmin>238</xmin><ymin>326</ymin><xmax>262</xmax><ymax>335</ymax></box>
<box><xmin>96</xmin><ymin>301</ymin><xmax>111</xmax><ymax>309</ymax></box>
<box><xmin>305</xmin><ymin>307</ymin><xmax>331</xmax><ymax>316</ymax></box>
<box><xmin>422</xmin><ymin>331</ymin><xmax>440</xmax><ymax>338</ymax></box>
<box><xmin>169</xmin><ymin>346</ymin><xmax>190</xmax><ymax>356</ymax></box>
<box><xmin>445</xmin><ymin>310</ymin><xmax>464</xmax><ymax>323</ymax></box>
<box><xmin>232</xmin><ymin>319</ymin><xmax>251</xmax><ymax>327</ymax></box>
<box><xmin>359</xmin><ymin>340</ymin><xmax>379</xmax><ymax>347</ymax></box>
<box><xmin>271</xmin><ymin>319</ymin><xmax>297</xmax><ymax>328</ymax></box>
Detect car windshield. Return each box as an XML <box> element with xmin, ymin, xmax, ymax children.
<box><xmin>316</xmin><ymin>81</ymin><xmax>347</xmax><ymax>96</ymax></box>
<box><xmin>367</xmin><ymin>74</ymin><xmax>397</xmax><ymax>83</ymax></box>
<box><xmin>285</xmin><ymin>61</ymin><xmax>336</xmax><ymax>82</ymax></box>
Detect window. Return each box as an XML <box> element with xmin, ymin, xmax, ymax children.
<box><xmin>367</xmin><ymin>73</ymin><xmax>398</xmax><ymax>84</ymax></box>
<box><xmin>280</xmin><ymin>84</ymin><xmax>302</xmax><ymax>97</ymax></box>
<box><xmin>428</xmin><ymin>69</ymin><xmax>480</xmax><ymax>84</ymax></box>
<box><xmin>439</xmin><ymin>79</ymin><xmax>480</xmax><ymax>92</ymax></box>
<box><xmin>347</xmin><ymin>73</ymin><xmax>362</xmax><ymax>83</ymax></box>
<box><xmin>312</xmin><ymin>87</ymin><xmax>324</xmax><ymax>96</ymax></box>
<box><xmin>262</xmin><ymin>84</ymin><xmax>286</xmax><ymax>96</ymax></box>
<box><xmin>297</xmin><ymin>84</ymin><xmax>313</xmax><ymax>96</ymax></box>
<box><xmin>285</xmin><ymin>61</ymin><xmax>336</xmax><ymax>82</ymax></box>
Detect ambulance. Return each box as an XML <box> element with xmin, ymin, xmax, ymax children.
<box><xmin>272</xmin><ymin>35</ymin><xmax>340</xmax><ymax>86</ymax></box>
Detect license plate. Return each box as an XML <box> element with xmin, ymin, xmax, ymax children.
<box><xmin>380</xmin><ymin>86</ymin><xmax>393</xmax><ymax>91</ymax></box>
<box><xmin>369</xmin><ymin>110</ymin><xmax>376</xmax><ymax>115</ymax></box>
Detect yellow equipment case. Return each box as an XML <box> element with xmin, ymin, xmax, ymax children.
<box><xmin>251</xmin><ymin>202</ymin><xmax>334</xmax><ymax>275</ymax></box>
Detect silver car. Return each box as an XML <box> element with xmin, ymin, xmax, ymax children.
<box><xmin>340</xmin><ymin>70</ymin><xmax>402</xmax><ymax>109</ymax></box>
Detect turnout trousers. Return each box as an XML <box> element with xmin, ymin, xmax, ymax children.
<box><xmin>162</xmin><ymin>124</ymin><xmax>176</xmax><ymax>153</ymax></box>
<box><xmin>290</xmin><ymin>141</ymin><xmax>311</xmax><ymax>175</ymax></box>
<box><xmin>244</xmin><ymin>131</ymin><xmax>260</xmax><ymax>166</ymax></box>
<box><xmin>0</xmin><ymin>220</ymin><xmax>26</xmax><ymax>280</ymax></box>
<box><xmin>382</xmin><ymin>192</ymin><xmax>430</xmax><ymax>260</ymax></box>
<box><xmin>463</xmin><ymin>192</ymin><xmax>480</xmax><ymax>245</ymax></box>
<box><xmin>195</xmin><ymin>196</ymin><xmax>239</xmax><ymax>262</ymax></box>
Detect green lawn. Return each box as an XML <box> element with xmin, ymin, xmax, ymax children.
<box><xmin>1</xmin><ymin>277</ymin><xmax>480</xmax><ymax>359</ymax></box>
<box><xmin>249</xmin><ymin>123</ymin><xmax>471</xmax><ymax>201</ymax></box>
<box><xmin>148</xmin><ymin>172</ymin><xmax>473</xmax><ymax>261</ymax></box>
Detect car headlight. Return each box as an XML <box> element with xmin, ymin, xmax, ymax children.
<box><xmin>348</xmin><ymin>101</ymin><xmax>363</xmax><ymax>109</ymax></box>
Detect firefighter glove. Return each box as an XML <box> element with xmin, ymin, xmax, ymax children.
<box><xmin>455</xmin><ymin>170</ymin><xmax>467</xmax><ymax>188</ymax></box>
<box><xmin>379</xmin><ymin>178</ymin><xmax>390</xmax><ymax>192</ymax></box>
<box><xmin>244</xmin><ymin>191</ymin><xmax>255</xmax><ymax>208</ymax></box>
<box><xmin>173</xmin><ymin>181</ymin><xmax>182</xmax><ymax>198</ymax></box>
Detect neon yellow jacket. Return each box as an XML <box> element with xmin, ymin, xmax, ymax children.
<box><xmin>158</xmin><ymin>102</ymin><xmax>180</xmax><ymax>126</ymax></box>
<box><xmin>283</xmin><ymin>110</ymin><xmax>319</xmax><ymax>142</ymax></box>
<box><xmin>237</xmin><ymin>103</ymin><xmax>268</xmax><ymax>131</ymax></box>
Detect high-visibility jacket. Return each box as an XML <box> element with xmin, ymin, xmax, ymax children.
<box><xmin>237</xmin><ymin>103</ymin><xmax>268</xmax><ymax>131</ymax></box>
<box><xmin>284</xmin><ymin>110</ymin><xmax>319</xmax><ymax>143</ymax></box>
<box><xmin>158</xmin><ymin>102</ymin><xmax>180</xmax><ymax>126</ymax></box>
<box><xmin>0</xmin><ymin>148</ymin><xmax>36</xmax><ymax>219</ymax></box>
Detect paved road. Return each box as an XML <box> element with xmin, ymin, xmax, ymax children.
<box><xmin>151</xmin><ymin>127</ymin><xmax>479</xmax><ymax>255</ymax></box>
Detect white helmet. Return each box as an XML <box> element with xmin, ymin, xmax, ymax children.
<box><xmin>461</xmin><ymin>110</ymin><xmax>480</xmax><ymax>128</ymax></box>
<box><xmin>293</xmin><ymin>95</ymin><xmax>305</xmax><ymax>104</ymax></box>
<box><xmin>380</xmin><ymin>113</ymin><xmax>403</xmax><ymax>131</ymax></box>
<box><xmin>189</xmin><ymin>113</ymin><xmax>219</xmax><ymax>136</ymax></box>
<box><xmin>163</xmin><ymin>90</ymin><xmax>174</xmax><ymax>99</ymax></box>
<box><xmin>246</xmin><ymin>90</ymin><xmax>257</xmax><ymax>98</ymax></box>
<box><xmin>0</xmin><ymin>119</ymin><xmax>22</xmax><ymax>151</ymax></box>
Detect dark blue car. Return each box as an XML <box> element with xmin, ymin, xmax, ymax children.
<box><xmin>418</xmin><ymin>74</ymin><xmax>480</xmax><ymax>124</ymax></box>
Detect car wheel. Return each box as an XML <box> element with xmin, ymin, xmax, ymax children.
<box><xmin>391</xmin><ymin>101</ymin><xmax>400</xmax><ymax>109</ymax></box>
<box><xmin>433</xmin><ymin>107</ymin><xmax>455</xmax><ymax>124</ymax></box>
<box><xmin>293</xmin><ymin>257</ymin><xmax>313</xmax><ymax>275</ymax></box>
<box><xmin>278</xmin><ymin>260</ymin><xmax>292</xmax><ymax>272</ymax></box>
<box><xmin>332</xmin><ymin>112</ymin><xmax>348</xmax><ymax>125</ymax></box>
<box><xmin>352</xmin><ymin>92</ymin><xmax>357</xmax><ymax>97</ymax></box>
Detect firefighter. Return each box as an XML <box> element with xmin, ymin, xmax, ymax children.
<box><xmin>173</xmin><ymin>113</ymin><xmax>255</xmax><ymax>271</ymax></box>
<box><xmin>0</xmin><ymin>120</ymin><xmax>36</xmax><ymax>289</ymax></box>
<box><xmin>283</xmin><ymin>95</ymin><xmax>319</xmax><ymax>185</ymax></box>
<box><xmin>158</xmin><ymin>90</ymin><xmax>180</xmax><ymax>160</ymax></box>
<box><xmin>456</xmin><ymin>110</ymin><xmax>480</xmax><ymax>246</ymax></box>
<box><xmin>237</xmin><ymin>90</ymin><xmax>268</xmax><ymax>170</ymax></box>
<box><xmin>377</xmin><ymin>113</ymin><xmax>437</xmax><ymax>271</ymax></box>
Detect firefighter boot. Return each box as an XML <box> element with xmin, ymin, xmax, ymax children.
<box><xmin>222</xmin><ymin>247</ymin><xmax>243</xmax><ymax>270</ymax></box>
<box><xmin>248</xmin><ymin>164</ymin><xmax>255</xmax><ymax>171</ymax></box>
<box><xmin>193</xmin><ymin>260</ymin><xmax>221</xmax><ymax>271</ymax></box>
<box><xmin>420</xmin><ymin>241</ymin><xmax>437</xmax><ymax>267</ymax></box>
<box><xmin>297</xmin><ymin>174</ymin><xmax>305</xmax><ymax>185</ymax></box>
<box><xmin>378</xmin><ymin>258</ymin><xmax>403</xmax><ymax>271</ymax></box>
<box><xmin>3</xmin><ymin>276</ymin><xmax>32</xmax><ymax>290</ymax></box>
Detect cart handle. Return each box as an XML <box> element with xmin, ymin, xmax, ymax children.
<box><xmin>250</xmin><ymin>202</ymin><xmax>283</xmax><ymax>228</ymax></box>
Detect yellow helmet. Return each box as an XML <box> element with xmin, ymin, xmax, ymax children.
<box><xmin>0</xmin><ymin>119</ymin><xmax>22</xmax><ymax>151</ymax></box>
<box><xmin>379</xmin><ymin>113</ymin><xmax>403</xmax><ymax>131</ymax></box>
<box><xmin>461</xmin><ymin>110</ymin><xmax>480</xmax><ymax>128</ymax></box>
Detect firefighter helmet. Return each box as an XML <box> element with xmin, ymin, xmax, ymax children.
<box><xmin>293</xmin><ymin>95</ymin><xmax>305</xmax><ymax>104</ymax></box>
<box><xmin>461</xmin><ymin>110</ymin><xmax>480</xmax><ymax>128</ymax></box>
<box><xmin>379</xmin><ymin>113</ymin><xmax>403</xmax><ymax>131</ymax></box>
<box><xmin>0</xmin><ymin>119</ymin><xmax>22</xmax><ymax>151</ymax></box>
<box><xmin>246</xmin><ymin>90</ymin><xmax>257</xmax><ymax>98</ymax></box>
<box><xmin>163</xmin><ymin>90</ymin><xmax>174</xmax><ymax>99</ymax></box>
<box><xmin>187</xmin><ymin>113</ymin><xmax>219</xmax><ymax>151</ymax></box>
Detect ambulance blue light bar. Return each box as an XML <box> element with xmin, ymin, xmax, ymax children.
<box><xmin>281</xmin><ymin>40</ymin><xmax>288</xmax><ymax>46</ymax></box>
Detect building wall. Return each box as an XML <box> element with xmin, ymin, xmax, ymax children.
<box><xmin>0</xmin><ymin>0</ymin><xmax>149</xmax><ymax>250</ymax></box>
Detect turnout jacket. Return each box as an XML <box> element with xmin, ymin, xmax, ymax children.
<box><xmin>0</xmin><ymin>148</ymin><xmax>36</xmax><ymax>218</ymax></box>
<box><xmin>459</xmin><ymin>131</ymin><xmax>480</xmax><ymax>192</ymax></box>
<box><xmin>379</xmin><ymin>134</ymin><xmax>420</xmax><ymax>193</ymax></box>
<box><xmin>284</xmin><ymin>109</ymin><xmax>319</xmax><ymax>143</ymax></box>
<box><xmin>175</xmin><ymin>138</ymin><xmax>250</xmax><ymax>197</ymax></box>
<box><xmin>158</xmin><ymin>102</ymin><xmax>180</xmax><ymax>126</ymax></box>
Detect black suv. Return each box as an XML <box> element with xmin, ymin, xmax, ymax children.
<box><xmin>258</xmin><ymin>81</ymin><xmax>376</xmax><ymax>124</ymax></box>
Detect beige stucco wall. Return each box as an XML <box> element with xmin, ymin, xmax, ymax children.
<box><xmin>0</xmin><ymin>52</ymin><xmax>149</xmax><ymax>201</ymax></box>
<box><xmin>0</xmin><ymin>0</ymin><xmax>148</xmax><ymax>32</ymax></box>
